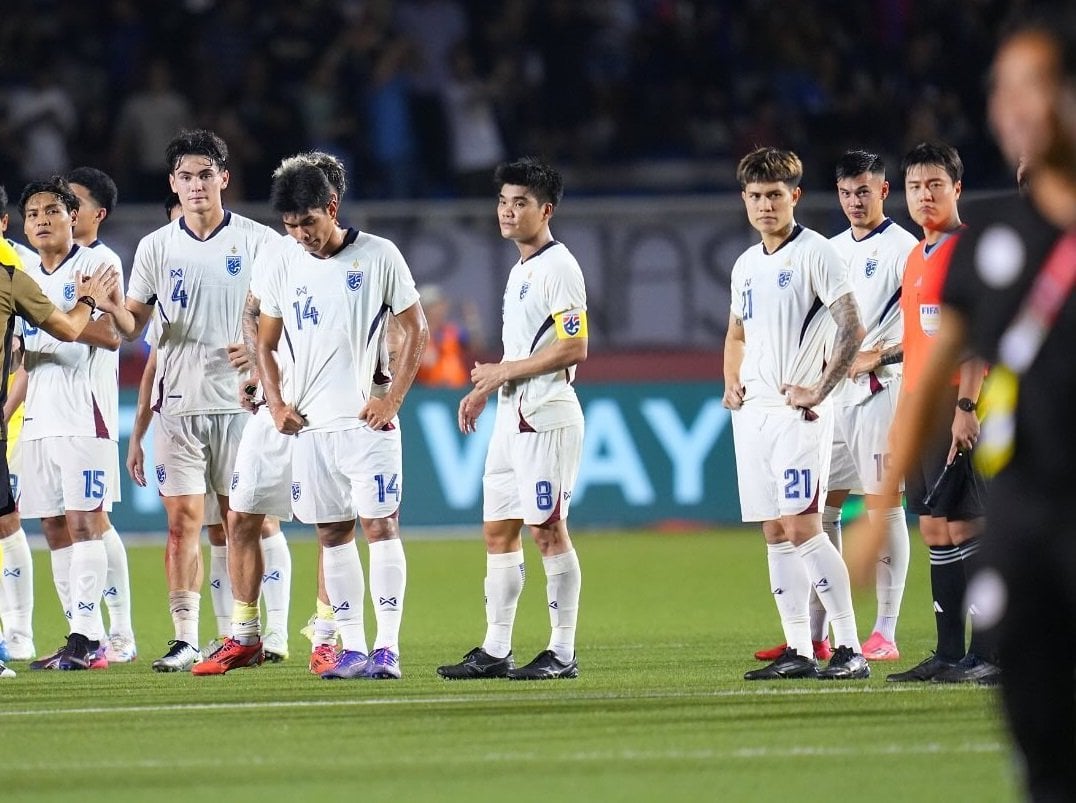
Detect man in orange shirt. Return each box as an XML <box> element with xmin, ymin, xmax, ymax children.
<box><xmin>886</xmin><ymin>142</ymin><xmax>994</xmax><ymax>684</ymax></box>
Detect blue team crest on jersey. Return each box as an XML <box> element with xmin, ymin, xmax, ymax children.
<box><xmin>778</xmin><ymin>270</ymin><xmax>793</xmax><ymax>288</ymax></box>
<box><xmin>865</xmin><ymin>258</ymin><xmax>878</xmax><ymax>278</ymax></box>
<box><xmin>63</xmin><ymin>282</ymin><xmax>76</xmax><ymax>301</ymax></box>
<box><xmin>562</xmin><ymin>313</ymin><xmax>582</xmax><ymax>336</ymax></box>
<box><xmin>519</xmin><ymin>281</ymin><xmax>530</xmax><ymax>300</ymax></box>
<box><xmin>226</xmin><ymin>255</ymin><xmax>242</xmax><ymax>276</ymax></box>
<box><xmin>156</xmin><ymin>464</ymin><xmax>167</xmax><ymax>484</ymax></box>
<box><xmin>347</xmin><ymin>270</ymin><xmax>363</xmax><ymax>291</ymax></box>
<box><xmin>292</xmin><ymin>481</ymin><xmax>301</xmax><ymax>501</ymax></box>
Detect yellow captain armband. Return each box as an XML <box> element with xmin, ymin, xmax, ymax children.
<box><xmin>554</xmin><ymin>310</ymin><xmax>588</xmax><ymax>340</ymax></box>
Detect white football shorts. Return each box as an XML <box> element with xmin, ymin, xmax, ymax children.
<box><xmin>228</xmin><ymin>410</ymin><xmax>294</xmax><ymax>520</ymax></box>
<box><xmin>829</xmin><ymin>382</ymin><xmax>903</xmax><ymax>495</ymax></box>
<box><xmin>153</xmin><ymin>412</ymin><xmax>247</xmax><ymax>497</ymax></box>
<box><xmin>20</xmin><ymin>437</ymin><xmax>120</xmax><ymax>517</ymax></box>
<box><xmin>731</xmin><ymin>403</ymin><xmax>833</xmax><ymax>522</ymax></box>
<box><xmin>290</xmin><ymin>422</ymin><xmax>402</xmax><ymax>524</ymax></box>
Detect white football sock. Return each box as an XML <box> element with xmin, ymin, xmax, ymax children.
<box><xmin>209</xmin><ymin>544</ymin><xmax>231</xmax><ymax>638</ymax></box>
<box><xmin>811</xmin><ymin>505</ymin><xmax>843</xmax><ymax>643</ymax></box>
<box><xmin>259</xmin><ymin>531</ymin><xmax>292</xmax><ymax>638</ymax></box>
<box><xmin>873</xmin><ymin>506</ymin><xmax>910</xmax><ymax>641</ymax></box>
<box><xmin>797</xmin><ymin>533</ymin><xmax>861</xmax><ymax>652</ymax></box>
<box><xmin>481</xmin><ymin>550</ymin><xmax>524</xmax><ymax>659</ymax></box>
<box><xmin>168</xmin><ymin>590</ymin><xmax>200</xmax><ymax>646</ymax></box>
<box><xmin>69</xmin><ymin>540</ymin><xmax>107</xmax><ymax>641</ymax></box>
<box><xmin>368</xmin><ymin>538</ymin><xmax>406</xmax><ymax>653</ymax></box>
<box><xmin>544</xmin><ymin>549</ymin><xmax>581</xmax><ymax>664</ymax></box>
<box><xmin>322</xmin><ymin>542</ymin><xmax>367</xmax><ymax>655</ymax></box>
<box><xmin>101</xmin><ymin>527</ymin><xmax>133</xmax><ymax>639</ymax></box>
<box><xmin>767</xmin><ymin>541</ymin><xmax>812</xmax><ymax>659</ymax></box>
<box><xmin>50</xmin><ymin>545</ymin><xmax>74</xmax><ymax>624</ymax></box>
<box><xmin>0</xmin><ymin>529</ymin><xmax>34</xmax><ymax>639</ymax></box>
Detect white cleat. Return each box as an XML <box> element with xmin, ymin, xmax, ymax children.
<box><xmin>5</xmin><ymin>632</ymin><xmax>35</xmax><ymax>661</ymax></box>
<box><xmin>105</xmin><ymin>633</ymin><xmax>138</xmax><ymax>663</ymax></box>
<box><xmin>263</xmin><ymin>630</ymin><xmax>289</xmax><ymax>663</ymax></box>
<box><xmin>151</xmin><ymin>641</ymin><xmax>201</xmax><ymax>673</ymax></box>
<box><xmin>0</xmin><ymin>660</ymin><xmax>14</xmax><ymax>678</ymax></box>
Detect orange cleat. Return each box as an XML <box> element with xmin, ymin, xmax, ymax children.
<box><xmin>754</xmin><ymin>638</ymin><xmax>832</xmax><ymax>662</ymax></box>
<box><xmin>191</xmin><ymin>638</ymin><xmax>264</xmax><ymax>675</ymax></box>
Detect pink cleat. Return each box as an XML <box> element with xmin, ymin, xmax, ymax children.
<box><xmin>755</xmin><ymin>638</ymin><xmax>832</xmax><ymax>662</ymax></box>
<box><xmin>861</xmin><ymin>632</ymin><xmax>900</xmax><ymax>661</ymax></box>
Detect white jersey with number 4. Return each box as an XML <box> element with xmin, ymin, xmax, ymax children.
<box><xmin>128</xmin><ymin>211</ymin><xmax>280</xmax><ymax>416</ymax></box>
<box><xmin>19</xmin><ymin>244</ymin><xmax>123</xmax><ymax>441</ymax></box>
<box><xmin>829</xmin><ymin>218</ymin><xmax>918</xmax><ymax>405</ymax></box>
<box><xmin>499</xmin><ymin>240</ymin><xmax>587</xmax><ymax>432</ymax></box>
<box><xmin>730</xmin><ymin>224</ymin><xmax>853</xmax><ymax>410</ymax></box>
<box><xmin>260</xmin><ymin>228</ymin><xmax>420</xmax><ymax>433</ymax></box>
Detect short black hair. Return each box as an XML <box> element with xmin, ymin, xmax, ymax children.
<box><xmin>274</xmin><ymin>151</ymin><xmax>347</xmax><ymax>197</ymax></box>
<box><xmin>66</xmin><ymin>166</ymin><xmax>119</xmax><ymax>214</ymax></box>
<box><xmin>494</xmin><ymin>157</ymin><xmax>564</xmax><ymax>207</ymax></box>
<box><xmin>835</xmin><ymin>150</ymin><xmax>885</xmax><ymax>181</ymax></box>
<box><xmin>901</xmin><ymin>141</ymin><xmax>964</xmax><ymax>183</ymax></box>
<box><xmin>166</xmin><ymin>128</ymin><xmax>229</xmax><ymax>172</ymax></box>
<box><xmin>165</xmin><ymin>191</ymin><xmax>181</xmax><ymax>221</ymax></box>
<box><xmin>270</xmin><ymin>161</ymin><xmax>334</xmax><ymax>215</ymax></box>
<box><xmin>736</xmin><ymin>147</ymin><xmax>804</xmax><ymax>189</ymax></box>
<box><xmin>19</xmin><ymin>176</ymin><xmax>80</xmax><ymax>216</ymax></box>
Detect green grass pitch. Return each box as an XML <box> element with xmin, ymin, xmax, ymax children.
<box><xmin>1</xmin><ymin>529</ymin><xmax>1016</xmax><ymax>802</ymax></box>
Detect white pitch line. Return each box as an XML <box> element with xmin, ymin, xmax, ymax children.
<box><xmin>0</xmin><ymin>682</ymin><xmax>992</xmax><ymax>719</ymax></box>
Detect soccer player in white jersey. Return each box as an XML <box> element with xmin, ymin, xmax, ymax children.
<box><xmin>0</xmin><ymin>186</ymin><xmax>37</xmax><ymax>663</ymax></box>
<box><xmin>256</xmin><ymin>158</ymin><xmax>428</xmax><ymax>680</ymax></box>
<box><xmin>437</xmin><ymin>158</ymin><xmax>587</xmax><ymax>681</ymax></box>
<box><xmin>64</xmin><ymin>166</ymin><xmax>138</xmax><ymax>664</ymax></box>
<box><xmin>723</xmin><ymin>147</ymin><xmax>870</xmax><ymax>681</ymax></box>
<box><xmin>13</xmin><ymin>177</ymin><xmax>123</xmax><ymax>670</ymax></box>
<box><xmin>102</xmin><ymin>129</ymin><xmax>280</xmax><ymax>672</ymax></box>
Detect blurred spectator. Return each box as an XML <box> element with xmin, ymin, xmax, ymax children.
<box><xmin>415</xmin><ymin>284</ymin><xmax>484</xmax><ymax>388</ymax></box>
<box><xmin>3</xmin><ymin>60</ymin><xmax>78</xmax><ymax>184</ymax></box>
<box><xmin>442</xmin><ymin>44</ymin><xmax>507</xmax><ymax>196</ymax></box>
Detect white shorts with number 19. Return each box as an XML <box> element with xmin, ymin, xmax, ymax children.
<box><xmin>290</xmin><ymin>423</ymin><xmax>402</xmax><ymax>524</ymax></box>
<box><xmin>229</xmin><ymin>410</ymin><xmax>294</xmax><ymax>520</ymax></box>
<box><xmin>483</xmin><ymin>405</ymin><xmax>583</xmax><ymax>526</ymax></box>
<box><xmin>828</xmin><ymin>382</ymin><xmax>902</xmax><ymax>496</ymax></box>
<box><xmin>731</xmin><ymin>404</ymin><xmax>833</xmax><ymax>522</ymax></box>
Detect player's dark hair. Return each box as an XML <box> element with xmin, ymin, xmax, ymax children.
<box><xmin>270</xmin><ymin>162</ymin><xmax>334</xmax><ymax>215</ymax></box>
<box><xmin>835</xmin><ymin>150</ymin><xmax>885</xmax><ymax>181</ymax></box>
<box><xmin>901</xmin><ymin>141</ymin><xmax>964</xmax><ymax>183</ymax></box>
<box><xmin>274</xmin><ymin>151</ymin><xmax>347</xmax><ymax>197</ymax></box>
<box><xmin>66</xmin><ymin>166</ymin><xmax>119</xmax><ymax>214</ymax></box>
<box><xmin>494</xmin><ymin>157</ymin><xmax>564</xmax><ymax>207</ymax></box>
<box><xmin>164</xmin><ymin>192</ymin><xmax>181</xmax><ymax>221</ymax></box>
<box><xmin>166</xmin><ymin>128</ymin><xmax>229</xmax><ymax>172</ymax></box>
<box><xmin>736</xmin><ymin>147</ymin><xmax>803</xmax><ymax>189</ymax></box>
<box><xmin>18</xmin><ymin>176</ymin><xmax>80</xmax><ymax>216</ymax></box>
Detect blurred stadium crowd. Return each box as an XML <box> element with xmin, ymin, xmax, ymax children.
<box><xmin>0</xmin><ymin>0</ymin><xmax>1030</xmax><ymax>201</ymax></box>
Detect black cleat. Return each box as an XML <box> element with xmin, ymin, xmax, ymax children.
<box><xmin>743</xmin><ymin>647</ymin><xmax>819</xmax><ymax>680</ymax></box>
<box><xmin>437</xmin><ymin>647</ymin><xmax>515</xmax><ymax>679</ymax></box>
<box><xmin>506</xmin><ymin>650</ymin><xmax>578</xmax><ymax>680</ymax></box>
<box><xmin>57</xmin><ymin>633</ymin><xmax>100</xmax><ymax>671</ymax></box>
<box><xmin>886</xmin><ymin>653</ymin><xmax>958</xmax><ymax>683</ymax></box>
<box><xmin>818</xmin><ymin>645</ymin><xmax>871</xmax><ymax>679</ymax></box>
<box><xmin>931</xmin><ymin>653</ymin><xmax>1001</xmax><ymax>685</ymax></box>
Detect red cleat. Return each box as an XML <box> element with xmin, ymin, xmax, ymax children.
<box><xmin>191</xmin><ymin>638</ymin><xmax>264</xmax><ymax>675</ymax></box>
<box><xmin>309</xmin><ymin>643</ymin><xmax>339</xmax><ymax>675</ymax></box>
<box><xmin>754</xmin><ymin>638</ymin><xmax>832</xmax><ymax>662</ymax></box>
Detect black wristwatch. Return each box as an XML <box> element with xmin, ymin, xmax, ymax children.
<box><xmin>956</xmin><ymin>397</ymin><xmax>977</xmax><ymax>413</ymax></box>
<box><xmin>76</xmin><ymin>295</ymin><xmax>97</xmax><ymax>312</ymax></box>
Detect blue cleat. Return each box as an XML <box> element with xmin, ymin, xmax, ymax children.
<box><xmin>320</xmin><ymin>650</ymin><xmax>368</xmax><ymax>680</ymax></box>
<box><xmin>0</xmin><ymin>638</ymin><xmax>9</xmax><ymax>662</ymax></box>
<box><xmin>363</xmin><ymin>647</ymin><xmax>401</xmax><ymax>679</ymax></box>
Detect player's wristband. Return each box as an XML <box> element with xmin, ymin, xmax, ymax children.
<box><xmin>76</xmin><ymin>295</ymin><xmax>97</xmax><ymax>312</ymax></box>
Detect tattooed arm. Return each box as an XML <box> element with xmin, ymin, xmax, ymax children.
<box><xmin>849</xmin><ymin>341</ymin><xmax>903</xmax><ymax>379</ymax></box>
<box><xmin>782</xmin><ymin>292</ymin><xmax>864</xmax><ymax>410</ymax></box>
<box><xmin>237</xmin><ymin>290</ymin><xmax>261</xmax><ymax>409</ymax></box>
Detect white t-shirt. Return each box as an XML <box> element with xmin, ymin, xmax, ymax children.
<box><xmin>828</xmin><ymin>218</ymin><xmax>918</xmax><ymax>405</ymax></box>
<box><xmin>498</xmin><ymin>241</ymin><xmax>587</xmax><ymax>432</ymax></box>
<box><xmin>6</xmin><ymin>238</ymin><xmax>37</xmax><ymax>268</ymax></box>
<box><xmin>18</xmin><ymin>244</ymin><xmax>123</xmax><ymax>441</ymax></box>
<box><xmin>730</xmin><ymin>224</ymin><xmax>853</xmax><ymax>410</ymax></box>
<box><xmin>128</xmin><ymin>211</ymin><xmax>280</xmax><ymax>416</ymax></box>
<box><xmin>260</xmin><ymin>229</ymin><xmax>419</xmax><ymax>433</ymax></box>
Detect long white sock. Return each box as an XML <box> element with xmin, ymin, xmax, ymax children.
<box><xmin>169</xmin><ymin>590</ymin><xmax>200</xmax><ymax>646</ymax></box>
<box><xmin>544</xmin><ymin>549</ymin><xmax>581</xmax><ymax>663</ymax></box>
<box><xmin>50</xmin><ymin>545</ymin><xmax>74</xmax><ymax>625</ymax></box>
<box><xmin>811</xmin><ymin>505</ymin><xmax>843</xmax><ymax>642</ymax></box>
<box><xmin>260</xmin><ymin>531</ymin><xmax>291</xmax><ymax>638</ymax></box>
<box><xmin>767</xmin><ymin>541</ymin><xmax>812</xmax><ymax>658</ymax></box>
<box><xmin>368</xmin><ymin>539</ymin><xmax>406</xmax><ymax>652</ymax></box>
<box><xmin>798</xmin><ymin>533</ymin><xmax>861</xmax><ymax>652</ymax></box>
<box><xmin>481</xmin><ymin>550</ymin><xmax>524</xmax><ymax>659</ymax></box>
<box><xmin>209</xmin><ymin>544</ymin><xmax>231</xmax><ymax>638</ymax></box>
<box><xmin>101</xmin><ymin>527</ymin><xmax>133</xmax><ymax>639</ymax></box>
<box><xmin>873</xmin><ymin>507</ymin><xmax>910</xmax><ymax>641</ymax></box>
<box><xmin>0</xmin><ymin>529</ymin><xmax>34</xmax><ymax>639</ymax></box>
<box><xmin>322</xmin><ymin>542</ymin><xmax>367</xmax><ymax>654</ymax></box>
<box><xmin>69</xmin><ymin>540</ymin><xmax>107</xmax><ymax>641</ymax></box>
